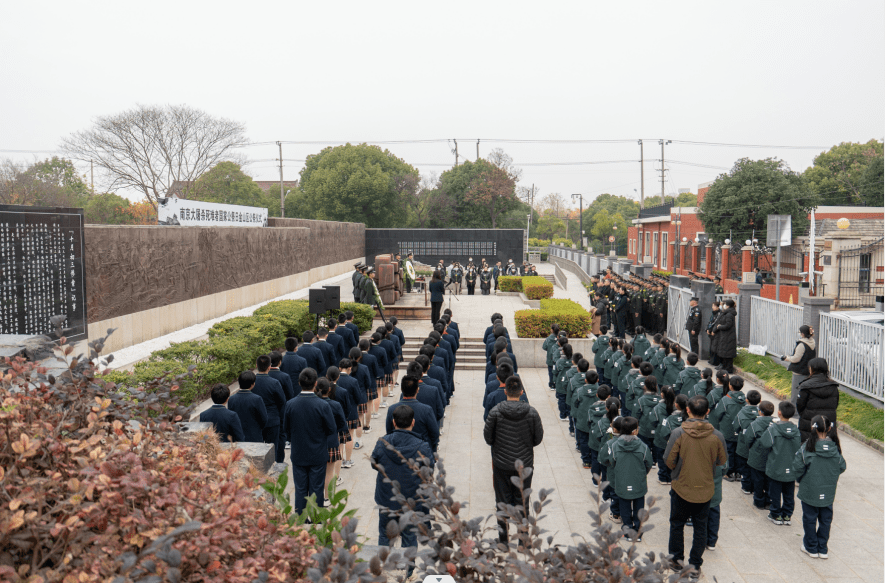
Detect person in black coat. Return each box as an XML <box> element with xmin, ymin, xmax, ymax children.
<box><xmin>344</xmin><ymin>311</ymin><xmax>360</xmax><ymax>345</ymax></box>
<box><xmin>281</xmin><ymin>337</ymin><xmax>307</xmax><ymax>395</ymax></box>
<box><xmin>385</xmin><ymin>376</ymin><xmax>440</xmax><ymax>453</ymax></box>
<box><xmin>372</xmin><ymin>404</ymin><xmax>435</xmax><ymax>562</ymax></box>
<box><xmin>336</xmin><ymin>313</ymin><xmax>357</xmax><ymax>352</ymax></box>
<box><xmin>326</xmin><ymin>320</ymin><xmax>346</xmax><ymax>362</ymax></box>
<box><xmin>268</xmin><ymin>351</ymin><xmax>295</xmax><ymax>400</ymax></box>
<box><xmin>282</xmin><ymin>368</ymin><xmax>336</xmax><ymax>513</ymax></box>
<box><xmin>405</xmin><ymin>361</ymin><xmax>444</xmax><ymax>426</ymax></box>
<box><xmin>419</xmin><ymin>346</ymin><xmax>450</xmax><ymax>402</ymax></box>
<box><xmin>480</xmin><ymin>266</ymin><xmax>493</xmax><ymax>295</ymax></box>
<box><xmin>330</xmin><ymin>364</ymin><xmax>360</xmax><ymax>468</ymax></box>
<box><xmin>483</xmin><ymin>376</ymin><xmax>544</xmax><ymax>543</ymax></box>
<box><xmin>614</xmin><ymin>286</ymin><xmax>629</xmax><ymax>339</ymax></box>
<box><xmin>705</xmin><ymin>302</ymin><xmax>722</xmax><ymax>366</ymax></box>
<box><xmin>314</xmin><ymin>328</ymin><xmax>336</xmax><ymax>376</ymax></box>
<box><xmin>253</xmin><ymin>355</ymin><xmax>288</xmax><ymax>464</ymax></box>
<box><xmin>796</xmin><ymin>358</ymin><xmax>840</xmax><ymax>441</ymax></box>
<box><xmin>429</xmin><ymin>270</ymin><xmax>445</xmax><ymax>324</ymax></box>
<box><xmin>199</xmin><ymin>384</ymin><xmax>245</xmax><ymax>443</ymax></box>
<box><xmin>227</xmin><ymin>371</ymin><xmax>268</xmax><ymax>443</ymax></box>
<box><xmin>711</xmin><ymin>299</ymin><xmax>738</xmax><ymax>373</ymax></box>
<box><xmin>298</xmin><ymin>331</ymin><xmax>328</xmax><ymax>377</ymax></box>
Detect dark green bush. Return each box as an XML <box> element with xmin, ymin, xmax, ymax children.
<box><xmin>515</xmin><ymin>299</ymin><xmax>592</xmax><ymax>338</ymax></box>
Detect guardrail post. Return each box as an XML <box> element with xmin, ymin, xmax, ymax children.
<box><xmin>737</xmin><ymin>283</ymin><xmax>761</xmax><ymax>347</ymax></box>
<box><xmin>671</xmin><ymin>274</ymin><xmax>690</xmax><ymax>289</ymax></box>
<box><xmin>691</xmin><ymin>279</ymin><xmax>716</xmax><ymax>359</ymax></box>
<box><xmin>802</xmin><ymin>296</ymin><xmax>834</xmax><ymax>335</ymax></box>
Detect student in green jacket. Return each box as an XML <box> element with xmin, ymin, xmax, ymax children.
<box><xmin>650</xmin><ymin>338</ymin><xmax>669</xmax><ymax>383</ymax></box>
<box><xmin>632</xmin><ymin>326</ymin><xmax>651</xmax><ymax>357</ymax></box>
<box><xmin>621</xmin><ymin>357</ymin><xmax>644</xmax><ymax>417</ymax></box>
<box><xmin>674</xmin><ymin>352</ymin><xmax>702</xmax><ymax>395</ymax></box>
<box><xmin>566</xmin><ymin>354</ymin><xmax>587</xmax><ymax>438</ymax></box>
<box><xmin>644</xmin><ymin>333</ymin><xmax>662</xmax><ymax>363</ymax></box>
<box><xmin>592</xmin><ymin>325</ymin><xmax>611</xmax><ymax>379</ymax></box>
<box><xmin>688</xmin><ymin>367</ymin><xmax>713</xmax><ymax>399</ymax></box>
<box><xmin>603</xmin><ymin>338</ymin><xmax>623</xmax><ymax>390</ymax></box>
<box><xmin>733</xmin><ymin>389</ymin><xmax>762</xmax><ymax>495</ymax></box>
<box><xmin>598</xmin><ymin>338</ymin><xmax>615</xmax><ymax>386</ymax></box>
<box><xmin>612</xmin><ymin>344</ymin><xmax>633</xmax><ymax>403</ymax></box>
<box><xmin>705</xmin><ymin>456</ymin><xmax>729</xmax><ymax>551</ymax></box>
<box><xmin>660</xmin><ymin>343</ymin><xmax>685</xmax><ymax>387</ymax></box>
<box><xmin>746</xmin><ymin>400</ymin><xmax>776</xmax><ymax>510</ymax></box>
<box><xmin>710</xmin><ymin>375</ymin><xmax>747</xmax><ymax>481</ymax></box>
<box><xmin>760</xmin><ymin>401</ymin><xmax>802</xmax><ymax>526</ymax></box>
<box><xmin>793</xmin><ymin>415</ymin><xmax>847</xmax><ymax>559</ymax></box>
<box><xmin>635</xmin><ymin>376</ymin><xmax>661</xmax><ymax>465</ymax></box>
<box><xmin>554</xmin><ymin>343</ymin><xmax>573</xmax><ymax>421</ymax></box>
<box><xmin>599</xmin><ymin>416</ymin><xmax>653</xmax><ymax>540</ymax></box>
<box><xmin>587</xmin><ymin>385</ymin><xmax>613</xmax><ymax>479</ymax></box>
<box><xmin>652</xmin><ymin>389</ymin><xmax>687</xmax><ymax>485</ymax></box>
<box><xmin>573</xmin><ymin>370</ymin><xmax>601</xmax><ymax>469</ymax></box>
<box><xmin>707</xmin><ymin>370</ymin><xmax>730</xmax><ymax>414</ymax></box>
<box><xmin>542</xmin><ymin>323</ymin><xmax>561</xmax><ymax>389</ymax></box>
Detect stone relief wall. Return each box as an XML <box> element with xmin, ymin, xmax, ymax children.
<box><xmin>267</xmin><ymin>218</ymin><xmax>365</xmax><ymax>269</ymax></box>
<box><xmin>85</xmin><ymin>225</ymin><xmax>310</xmax><ymax>323</ymax></box>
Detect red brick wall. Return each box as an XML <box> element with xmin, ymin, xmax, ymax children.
<box><xmin>697</xmin><ymin>186</ymin><xmax>710</xmax><ymax>205</ymax></box>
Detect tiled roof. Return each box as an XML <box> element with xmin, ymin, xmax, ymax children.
<box><xmin>805</xmin><ymin>218</ymin><xmax>884</xmax><ymax>238</ymax></box>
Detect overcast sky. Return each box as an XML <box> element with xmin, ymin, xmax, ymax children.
<box><xmin>2</xmin><ymin>1</ymin><xmax>883</xmax><ymax>206</ymax></box>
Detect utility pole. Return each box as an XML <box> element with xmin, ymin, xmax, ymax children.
<box><xmin>277</xmin><ymin>141</ymin><xmax>285</xmax><ymax>217</ymax></box>
<box><xmin>659</xmin><ymin>139</ymin><xmax>671</xmax><ymax>202</ymax></box>
<box><xmin>476</xmin><ymin>139</ymin><xmax>480</xmax><ymax>160</ymax></box>
<box><xmin>638</xmin><ymin>140</ymin><xmax>644</xmax><ymax>209</ymax></box>
<box><xmin>453</xmin><ymin>139</ymin><xmax>459</xmax><ymax>166</ymax></box>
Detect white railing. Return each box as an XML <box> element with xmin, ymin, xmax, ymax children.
<box><xmin>818</xmin><ymin>313</ymin><xmax>884</xmax><ymax>402</ymax></box>
<box><xmin>750</xmin><ymin>296</ymin><xmax>803</xmax><ymax>357</ymax></box>
<box><xmin>667</xmin><ymin>285</ymin><xmax>694</xmax><ymax>351</ymax></box>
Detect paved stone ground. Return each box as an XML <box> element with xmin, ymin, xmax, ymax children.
<box><xmin>279</xmin><ymin>265</ymin><xmax>883</xmax><ymax>582</ymax></box>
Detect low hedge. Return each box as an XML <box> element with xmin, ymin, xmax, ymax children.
<box><xmin>105</xmin><ymin>300</ymin><xmax>375</xmax><ymax>406</ymax></box>
<box><xmin>652</xmin><ymin>270</ymin><xmax>672</xmax><ymax>278</ymax></box>
<box><xmin>552</xmin><ymin>238</ymin><xmax>573</xmax><ymax>247</ymax></box>
<box><xmin>497</xmin><ymin>275</ymin><xmax>554</xmax><ymax>299</ymax></box>
<box><xmin>515</xmin><ymin>298</ymin><xmax>592</xmax><ymax>338</ymax></box>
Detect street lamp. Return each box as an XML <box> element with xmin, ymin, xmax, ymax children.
<box><xmin>571</xmin><ymin>193</ymin><xmax>583</xmax><ymax>251</ymax></box>
<box><xmin>671</xmin><ymin>214</ymin><xmax>682</xmax><ymax>266</ymax></box>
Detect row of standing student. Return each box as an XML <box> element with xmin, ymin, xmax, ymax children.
<box><xmin>538</xmin><ymin>324</ymin><xmax>848</xmax><ymax>576</ymax></box>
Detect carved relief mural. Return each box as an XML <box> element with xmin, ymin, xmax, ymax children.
<box><xmin>267</xmin><ymin>218</ymin><xmax>366</xmax><ymax>269</ymax></box>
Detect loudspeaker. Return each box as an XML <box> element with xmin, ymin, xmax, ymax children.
<box><xmin>309</xmin><ymin>289</ymin><xmax>326</xmax><ymax>314</ymax></box>
<box><xmin>323</xmin><ymin>286</ymin><xmax>341</xmax><ymax>311</ymax></box>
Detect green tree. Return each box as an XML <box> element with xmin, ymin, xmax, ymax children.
<box><xmin>463</xmin><ymin>165</ymin><xmax>518</xmax><ymax>228</ymax></box>
<box><xmin>535</xmin><ymin>214</ymin><xmax>565</xmax><ymax>239</ymax></box>
<box><xmin>437</xmin><ymin>159</ymin><xmax>492</xmax><ymax>227</ymax></box>
<box><xmin>643</xmin><ymin>192</ymin><xmax>697</xmax><ymax>207</ymax></box>
<box><xmin>191</xmin><ymin>161</ymin><xmax>265</xmax><ymax>207</ymax></box>
<box><xmin>0</xmin><ymin>157</ymin><xmax>86</xmax><ymax>207</ymax></box>
<box><xmin>580</xmin><ymin>193</ymin><xmax>639</xmax><ymax>237</ymax></box>
<box><xmin>698</xmin><ymin>158</ymin><xmax>817</xmax><ymax>243</ymax></box>
<box><xmin>29</xmin><ymin>157</ymin><xmax>90</xmax><ymax>202</ymax></box>
<box><xmin>82</xmin><ymin>192</ymin><xmax>132</xmax><ymax>224</ymax></box>
<box><xmin>803</xmin><ymin>140</ymin><xmax>884</xmax><ymax>206</ymax></box>
<box><xmin>298</xmin><ymin>143</ymin><xmax>418</xmax><ymax>227</ymax></box>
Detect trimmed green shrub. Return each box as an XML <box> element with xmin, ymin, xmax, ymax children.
<box><xmin>498</xmin><ymin>276</ymin><xmax>523</xmax><ymax>292</ymax></box>
<box><xmin>528</xmin><ymin>237</ymin><xmax>551</xmax><ymax>247</ymax></box>
<box><xmin>540</xmin><ymin>253</ymin><xmax>548</xmax><ymax>261</ymax></box>
<box><xmin>253</xmin><ymin>299</ymin><xmax>310</xmax><ymax>336</ymax></box>
<box><xmin>515</xmin><ymin>298</ymin><xmax>592</xmax><ymax>338</ymax></box>
<box><xmin>652</xmin><ymin>269</ymin><xmax>672</xmax><ymax>278</ymax></box>
<box><xmin>522</xmin><ymin>275</ymin><xmax>554</xmax><ymax>299</ymax></box>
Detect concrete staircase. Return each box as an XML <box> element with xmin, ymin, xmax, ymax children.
<box><xmin>375</xmin><ymin>291</ymin><xmax>432</xmax><ymax>320</ymax></box>
<box><xmin>539</xmin><ymin>274</ymin><xmax>556</xmax><ymax>286</ymax></box>
<box><xmin>401</xmin><ymin>337</ymin><xmax>487</xmax><ymax>370</ymax></box>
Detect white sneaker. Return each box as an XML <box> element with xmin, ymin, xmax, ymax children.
<box><xmin>354</xmin><ymin>441</ymin><xmax>363</xmax><ymax>450</ymax></box>
<box><xmin>818</xmin><ymin>552</ymin><xmax>828</xmax><ymax>559</ymax></box>
<box><xmin>371</xmin><ymin>413</ymin><xmax>379</xmax><ymax>419</ymax></box>
<box><xmin>801</xmin><ymin>546</ymin><xmax>819</xmax><ymax>559</ymax></box>
<box><xmin>380</xmin><ymin>401</ymin><xmax>388</xmax><ymax>408</ymax></box>
<box><xmin>336</xmin><ymin>476</ymin><xmax>343</xmax><ymax>486</ymax></box>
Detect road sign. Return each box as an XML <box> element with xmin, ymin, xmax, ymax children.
<box><xmin>766</xmin><ymin>215</ymin><xmax>791</xmax><ymax>247</ymax></box>
<box><xmin>608</xmin><ymin>235</ymin><xmax>615</xmax><ymax>242</ymax></box>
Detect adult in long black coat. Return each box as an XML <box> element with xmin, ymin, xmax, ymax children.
<box><xmin>796</xmin><ymin>358</ymin><xmax>840</xmax><ymax>441</ymax></box>
<box><xmin>711</xmin><ymin>300</ymin><xmax>738</xmax><ymax>373</ymax></box>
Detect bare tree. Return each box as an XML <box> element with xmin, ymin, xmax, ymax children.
<box><xmin>487</xmin><ymin>147</ymin><xmax>523</xmax><ymax>183</ymax></box>
<box><xmin>61</xmin><ymin>104</ymin><xmax>247</xmax><ymax>208</ymax></box>
<box><xmin>538</xmin><ymin>192</ymin><xmax>571</xmax><ymax>217</ymax></box>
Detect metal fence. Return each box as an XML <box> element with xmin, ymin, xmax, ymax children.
<box><xmin>818</xmin><ymin>313</ymin><xmax>884</xmax><ymax>402</ymax></box>
<box><xmin>749</xmin><ymin>295</ymin><xmax>804</xmax><ymax>357</ymax></box>
<box><xmin>667</xmin><ymin>285</ymin><xmax>694</xmax><ymax>351</ymax></box>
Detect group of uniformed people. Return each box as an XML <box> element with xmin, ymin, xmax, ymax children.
<box><xmin>586</xmin><ymin>269</ymin><xmax>670</xmax><ymax>339</ymax></box>
<box><xmin>352</xmin><ymin>262</ymin><xmax>383</xmax><ymax>307</ymax></box>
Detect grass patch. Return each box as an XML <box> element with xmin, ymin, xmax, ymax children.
<box><xmin>735</xmin><ymin>350</ymin><xmax>883</xmax><ymax>442</ymax></box>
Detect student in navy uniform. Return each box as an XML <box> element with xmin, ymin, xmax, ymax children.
<box><xmin>314</xmin><ymin>328</ymin><xmax>336</xmax><ymax>376</ymax></box>
<box><xmin>443</xmin><ymin>308</ymin><xmax>459</xmax><ymax>333</ymax></box>
<box><xmin>363</xmin><ymin>337</ymin><xmax>385</xmax><ymax>422</ymax></box>
<box><xmin>414</xmin><ymin>355</ymin><xmax>446</xmax><ymax>417</ymax></box>
<box><xmin>389</xmin><ymin>316</ymin><xmax>406</xmax><ymax>354</ymax></box>
<box><xmin>326</xmin><ymin>319</ymin><xmax>346</xmax><ymax>362</ymax></box>
<box><xmin>375</xmin><ymin>328</ymin><xmax>396</xmax><ymax>406</ymax></box>
<box><xmin>281</xmin><ymin>337</ymin><xmax>307</xmax><ymax>395</ymax></box>
<box><xmin>385</xmin><ymin>376</ymin><xmax>440</xmax><ymax>453</ymax></box>
<box><xmin>419</xmin><ymin>345</ymin><xmax>450</xmax><ymax>402</ymax></box>
<box><xmin>283</xmin><ymin>368</ymin><xmax>336</xmax><ymax>513</ymax></box>
<box><xmin>227</xmin><ymin>371</ymin><xmax>268</xmax><ymax>443</ymax></box>
<box><xmin>484</xmin><ymin>366</ymin><xmax>528</xmax><ymax>421</ymax></box>
<box><xmin>372</xmin><ymin>404</ymin><xmax>435</xmax><ymax>575</ymax></box>
<box><xmin>347</xmin><ymin>347</ymin><xmax>374</xmax><ymax>451</ymax></box>
<box><xmin>268</xmin><ymin>351</ymin><xmax>295</xmax><ymax>400</ymax></box>
<box><xmin>298</xmin><ymin>331</ymin><xmax>327</xmax><ymax>377</ymax></box>
<box><xmin>336</xmin><ymin>313</ymin><xmax>357</xmax><ymax>353</ymax></box>
<box><xmin>405</xmin><ymin>361</ymin><xmax>444</xmax><ymax>428</ymax></box>
<box><xmin>344</xmin><ymin>311</ymin><xmax>360</xmax><ymax>344</ymax></box>
<box><xmin>200</xmin><ymin>383</ymin><xmax>245</xmax><ymax>443</ymax></box>
<box><xmin>317</xmin><ymin>377</ymin><xmax>347</xmax><ymax>505</ymax></box>
<box><xmin>253</xmin><ymin>354</ymin><xmax>288</xmax><ymax>464</ymax></box>
<box><xmin>326</xmin><ymin>367</ymin><xmax>355</xmax><ymax>471</ymax></box>
<box><xmin>335</xmin><ymin>359</ymin><xmax>363</xmax><ymax>468</ymax></box>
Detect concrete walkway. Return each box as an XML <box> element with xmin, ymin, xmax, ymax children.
<box><xmin>310</xmin><ymin>263</ymin><xmax>884</xmax><ymax>582</ymax></box>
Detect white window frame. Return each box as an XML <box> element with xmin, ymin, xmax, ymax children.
<box><xmin>653</xmin><ymin>232</ymin><xmax>658</xmax><ymax>265</ymax></box>
<box><xmin>661</xmin><ymin>232</ymin><xmax>668</xmax><ymax>269</ymax></box>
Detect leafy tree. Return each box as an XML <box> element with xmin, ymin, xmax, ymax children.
<box><xmin>643</xmin><ymin>192</ymin><xmax>697</xmax><ymax>207</ymax></box>
<box><xmin>463</xmin><ymin>165</ymin><xmax>518</xmax><ymax>228</ymax></box>
<box><xmin>62</xmin><ymin>104</ymin><xmax>246</xmax><ymax>208</ymax></box>
<box><xmin>404</xmin><ymin>173</ymin><xmax>457</xmax><ymax>228</ymax></box>
<box><xmin>124</xmin><ymin>200</ymin><xmax>158</xmax><ymax>225</ymax></box>
<box><xmin>82</xmin><ymin>192</ymin><xmax>132</xmax><ymax>224</ymax></box>
<box><xmin>698</xmin><ymin>157</ymin><xmax>817</xmax><ymax>243</ymax></box>
<box><xmin>580</xmin><ymin>193</ymin><xmax>639</xmax><ymax>238</ymax></box>
<box><xmin>298</xmin><ymin>143</ymin><xmax>418</xmax><ymax>227</ymax></box>
<box><xmin>496</xmin><ymin>201</ymin><xmax>536</xmax><ymax>230</ymax></box>
<box><xmin>191</xmin><ymin>161</ymin><xmax>265</xmax><ymax>207</ymax></box>
<box><xmin>803</xmin><ymin>140</ymin><xmax>884</xmax><ymax>206</ymax></box>
<box><xmin>0</xmin><ymin>157</ymin><xmax>86</xmax><ymax>207</ymax></box>
<box><xmin>29</xmin><ymin>157</ymin><xmax>90</xmax><ymax>201</ymax></box>
<box><xmin>535</xmin><ymin>214</ymin><xmax>565</xmax><ymax>239</ymax></box>
<box><xmin>590</xmin><ymin>209</ymin><xmax>628</xmax><ymax>248</ymax></box>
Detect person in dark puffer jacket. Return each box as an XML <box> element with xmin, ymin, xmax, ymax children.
<box><xmin>483</xmin><ymin>376</ymin><xmax>544</xmax><ymax>544</ymax></box>
<box><xmin>796</xmin><ymin>358</ymin><xmax>840</xmax><ymax>442</ymax></box>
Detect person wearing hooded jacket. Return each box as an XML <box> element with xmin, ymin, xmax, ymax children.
<box><xmin>664</xmin><ymin>395</ymin><xmax>728</xmax><ymax>576</ymax></box>
<box><xmin>796</xmin><ymin>358</ymin><xmax>840</xmax><ymax>442</ymax></box>
<box><xmin>598</xmin><ymin>416</ymin><xmax>654</xmax><ymax>540</ymax></box>
<box><xmin>674</xmin><ymin>352</ymin><xmax>702</xmax><ymax>395</ymax></box>
<box><xmin>483</xmin><ymin>376</ymin><xmax>544</xmax><ymax>544</ymax></box>
<box><xmin>791</xmin><ymin>415</ymin><xmax>846</xmax><ymax>559</ymax></box>
<box><xmin>760</xmin><ymin>401</ymin><xmax>802</xmax><ymax>525</ymax></box>
<box><xmin>632</xmin><ymin>326</ymin><xmax>651</xmax><ymax>357</ymax></box>
<box><xmin>710</xmin><ymin>376</ymin><xmax>747</xmax><ymax>481</ymax></box>
<box><xmin>781</xmin><ymin>325</ymin><xmax>816</xmax><ymax>404</ymax></box>
<box><xmin>372</xmin><ymin>404</ymin><xmax>435</xmax><ymax>565</ymax></box>
<box><xmin>732</xmin><ymin>389</ymin><xmax>762</xmax><ymax>495</ymax></box>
